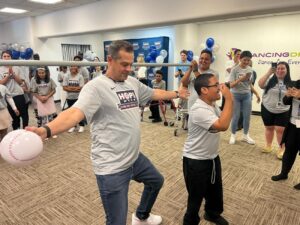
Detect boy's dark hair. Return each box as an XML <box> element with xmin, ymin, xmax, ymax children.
<box><xmin>194</xmin><ymin>73</ymin><xmax>215</xmax><ymax>96</ymax></box>
<box><xmin>1</xmin><ymin>50</ymin><xmax>12</xmax><ymax>58</ymax></box>
<box><xmin>155</xmin><ymin>70</ymin><xmax>163</xmax><ymax>76</ymax></box>
<box><xmin>74</xmin><ymin>55</ymin><xmax>82</xmax><ymax>61</ymax></box>
<box><xmin>240</xmin><ymin>50</ymin><xmax>252</xmax><ymax>59</ymax></box>
<box><xmin>200</xmin><ymin>49</ymin><xmax>213</xmax><ymax>59</ymax></box>
<box><xmin>264</xmin><ymin>61</ymin><xmax>291</xmax><ymax>94</ymax></box>
<box><xmin>234</xmin><ymin>49</ymin><xmax>241</xmax><ymax>55</ymax></box>
<box><xmin>180</xmin><ymin>50</ymin><xmax>188</xmax><ymax>55</ymax></box>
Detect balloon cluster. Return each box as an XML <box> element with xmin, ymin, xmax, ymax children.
<box><xmin>83</xmin><ymin>50</ymin><xmax>97</xmax><ymax>61</ymax></box>
<box><xmin>200</xmin><ymin>37</ymin><xmax>220</xmax><ymax>63</ymax></box>
<box><xmin>0</xmin><ymin>43</ymin><xmax>33</xmax><ymax>60</ymax></box>
<box><xmin>145</xmin><ymin>45</ymin><xmax>168</xmax><ymax>66</ymax></box>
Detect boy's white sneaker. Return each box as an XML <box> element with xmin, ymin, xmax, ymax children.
<box><xmin>229</xmin><ymin>134</ymin><xmax>236</xmax><ymax>144</ymax></box>
<box><xmin>243</xmin><ymin>134</ymin><xmax>255</xmax><ymax>145</ymax></box>
<box><xmin>68</xmin><ymin>127</ymin><xmax>75</xmax><ymax>133</ymax></box>
<box><xmin>78</xmin><ymin>126</ymin><xmax>84</xmax><ymax>133</ymax></box>
<box><xmin>132</xmin><ymin>213</ymin><xmax>162</xmax><ymax>225</ymax></box>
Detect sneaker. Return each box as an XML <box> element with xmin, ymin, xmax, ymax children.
<box><xmin>242</xmin><ymin>134</ymin><xmax>255</xmax><ymax>145</ymax></box>
<box><xmin>78</xmin><ymin>126</ymin><xmax>84</xmax><ymax>133</ymax></box>
<box><xmin>204</xmin><ymin>213</ymin><xmax>229</xmax><ymax>225</ymax></box>
<box><xmin>132</xmin><ymin>213</ymin><xmax>162</xmax><ymax>225</ymax></box>
<box><xmin>52</xmin><ymin>135</ymin><xmax>58</xmax><ymax>139</ymax></box>
<box><xmin>262</xmin><ymin>145</ymin><xmax>273</xmax><ymax>153</ymax></box>
<box><xmin>68</xmin><ymin>127</ymin><xmax>75</xmax><ymax>133</ymax></box>
<box><xmin>148</xmin><ymin>116</ymin><xmax>154</xmax><ymax>119</ymax></box>
<box><xmin>293</xmin><ymin>183</ymin><xmax>300</xmax><ymax>190</ymax></box>
<box><xmin>152</xmin><ymin>118</ymin><xmax>162</xmax><ymax>123</ymax></box>
<box><xmin>229</xmin><ymin>134</ymin><xmax>236</xmax><ymax>144</ymax></box>
<box><xmin>271</xmin><ymin>173</ymin><xmax>288</xmax><ymax>181</ymax></box>
<box><xmin>276</xmin><ymin>148</ymin><xmax>284</xmax><ymax>159</ymax></box>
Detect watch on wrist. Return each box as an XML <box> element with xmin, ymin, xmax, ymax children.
<box><xmin>42</xmin><ymin>125</ymin><xmax>52</xmax><ymax>138</ymax></box>
<box><xmin>175</xmin><ymin>91</ymin><xmax>180</xmax><ymax>98</ymax></box>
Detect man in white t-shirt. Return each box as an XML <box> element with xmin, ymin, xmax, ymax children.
<box><xmin>27</xmin><ymin>40</ymin><xmax>189</xmax><ymax>225</ymax></box>
<box><xmin>182</xmin><ymin>73</ymin><xmax>233</xmax><ymax>225</ymax></box>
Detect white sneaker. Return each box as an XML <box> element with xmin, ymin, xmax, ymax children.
<box><xmin>132</xmin><ymin>213</ymin><xmax>162</xmax><ymax>225</ymax></box>
<box><xmin>68</xmin><ymin>127</ymin><xmax>75</xmax><ymax>133</ymax></box>
<box><xmin>229</xmin><ymin>134</ymin><xmax>236</xmax><ymax>144</ymax></box>
<box><xmin>243</xmin><ymin>134</ymin><xmax>255</xmax><ymax>145</ymax></box>
<box><xmin>78</xmin><ymin>126</ymin><xmax>84</xmax><ymax>133</ymax></box>
<box><xmin>52</xmin><ymin>135</ymin><xmax>58</xmax><ymax>139</ymax></box>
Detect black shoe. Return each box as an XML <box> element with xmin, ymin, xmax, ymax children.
<box><xmin>271</xmin><ymin>174</ymin><xmax>288</xmax><ymax>181</ymax></box>
<box><xmin>204</xmin><ymin>213</ymin><xmax>229</xmax><ymax>225</ymax></box>
<box><xmin>148</xmin><ymin>116</ymin><xmax>154</xmax><ymax>119</ymax></box>
<box><xmin>152</xmin><ymin>118</ymin><xmax>162</xmax><ymax>123</ymax></box>
<box><xmin>294</xmin><ymin>183</ymin><xmax>300</xmax><ymax>190</ymax></box>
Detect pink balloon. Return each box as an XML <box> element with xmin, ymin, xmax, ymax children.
<box><xmin>0</xmin><ymin>129</ymin><xmax>43</xmax><ymax>166</ymax></box>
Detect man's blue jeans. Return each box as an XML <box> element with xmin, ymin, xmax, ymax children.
<box><xmin>95</xmin><ymin>152</ymin><xmax>164</xmax><ymax>225</ymax></box>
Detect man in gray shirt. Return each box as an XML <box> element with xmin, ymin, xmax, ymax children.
<box><xmin>182</xmin><ymin>73</ymin><xmax>233</xmax><ymax>225</ymax></box>
<box><xmin>27</xmin><ymin>40</ymin><xmax>188</xmax><ymax>225</ymax></box>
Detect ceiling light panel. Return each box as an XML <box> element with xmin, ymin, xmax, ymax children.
<box><xmin>0</xmin><ymin>7</ymin><xmax>27</xmax><ymax>14</ymax></box>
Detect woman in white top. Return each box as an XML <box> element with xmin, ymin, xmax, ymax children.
<box><xmin>258</xmin><ymin>62</ymin><xmax>291</xmax><ymax>159</ymax></box>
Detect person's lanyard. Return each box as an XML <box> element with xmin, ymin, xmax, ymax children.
<box><xmin>278</xmin><ymin>81</ymin><xmax>284</xmax><ymax>103</ymax></box>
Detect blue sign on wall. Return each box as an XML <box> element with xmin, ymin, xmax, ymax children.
<box><xmin>104</xmin><ymin>36</ymin><xmax>169</xmax><ymax>88</ymax></box>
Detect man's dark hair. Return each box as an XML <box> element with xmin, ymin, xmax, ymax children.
<box><xmin>180</xmin><ymin>50</ymin><xmax>188</xmax><ymax>55</ymax></box>
<box><xmin>240</xmin><ymin>50</ymin><xmax>252</xmax><ymax>59</ymax></box>
<box><xmin>155</xmin><ymin>70</ymin><xmax>163</xmax><ymax>76</ymax></box>
<box><xmin>194</xmin><ymin>73</ymin><xmax>215</xmax><ymax>96</ymax></box>
<box><xmin>234</xmin><ymin>49</ymin><xmax>241</xmax><ymax>55</ymax></box>
<box><xmin>108</xmin><ymin>40</ymin><xmax>133</xmax><ymax>59</ymax></box>
<box><xmin>200</xmin><ymin>49</ymin><xmax>213</xmax><ymax>59</ymax></box>
<box><xmin>74</xmin><ymin>55</ymin><xmax>82</xmax><ymax>61</ymax></box>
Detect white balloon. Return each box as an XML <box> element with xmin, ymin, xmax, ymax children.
<box><xmin>0</xmin><ymin>130</ymin><xmax>43</xmax><ymax>166</ymax></box>
<box><xmin>12</xmin><ymin>43</ymin><xmax>19</xmax><ymax>51</ymax></box>
<box><xmin>160</xmin><ymin>49</ymin><xmax>168</xmax><ymax>59</ymax></box>
<box><xmin>193</xmin><ymin>56</ymin><xmax>200</xmax><ymax>62</ymax></box>
<box><xmin>212</xmin><ymin>43</ymin><xmax>220</xmax><ymax>53</ymax></box>
<box><xmin>84</xmin><ymin>50</ymin><xmax>92</xmax><ymax>60</ymax></box>
<box><xmin>19</xmin><ymin>45</ymin><xmax>25</xmax><ymax>52</ymax></box>
<box><xmin>138</xmin><ymin>67</ymin><xmax>147</xmax><ymax>79</ymax></box>
<box><xmin>200</xmin><ymin>43</ymin><xmax>206</xmax><ymax>50</ymax></box>
<box><xmin>90</xmin><ymin>52</ymin><xmax>97</xmax><ymax>61</ymax></box>
<box><xmin>156</xmin><ymin>55</ymin><xmax>164</xmax><ymax>64</ymax></box>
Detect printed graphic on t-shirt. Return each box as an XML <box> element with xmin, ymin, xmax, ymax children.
<box><xmin>116</xmin><ymin>90</ymin><xmax>138</xmax><ymax>110</ymax></box>
<box><xmin>68</xmin><ymin>79</ymin><xmax>80</xmax><ymax>87</ymax></box>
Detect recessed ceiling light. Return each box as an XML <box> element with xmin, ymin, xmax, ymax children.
<box><xmin>29</xmin><ymin>0</ymin><xmax>64</xmax><ymax>4</ymax></box>
<box><xmin>0</xmin><ymin>7</ymin><xmax>27</xmax><ymax>14</ymax></box>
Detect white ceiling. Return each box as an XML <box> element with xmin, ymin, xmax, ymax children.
<box><xmin>0</xmin><ymin>0</ymin><xmax>100</xmax><ymax>24</ymax></box>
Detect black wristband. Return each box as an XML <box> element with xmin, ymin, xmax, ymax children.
<box><xmin>174</xmin><ymin>91</ymin><xmax>180</xmax><ymax>98</ymax></box>
<box><xmin>42</xmin><ymin>125</ymin><xmax>52</xmax><ymax>138</ymax></box>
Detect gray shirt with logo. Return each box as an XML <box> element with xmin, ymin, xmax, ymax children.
<box><xmin>262</xmin><ymin>79</ymin><xmax>290</xmax><ymax>114</ymax></box>
<box><xmin>151</xmin><ymin>79</ymin><xmax>166</xmax><ymax>90</ymax></box>
<box><xmin>30</xmin><ymin>78</ymin><xmax>57</xmax><ymax>96</ymax></box>
<box><xmin>0</xmin><ymin>66</ymin><xmax>24</xmax><ymax>97</ymax></box>
<box><xmin>63</xmin><ymin>73</ymin><xmax>84</xmax><ymax>100</ymax></box>
<box><xmin>73</xmin><ymin>75</ymin><xmax>154</xmax><ymax>175</ymax></box>
<box><xmin>183</xmin><ymin>98</ymin><xmax>220</xmax><ymax>160</ymax></box>
<box><xmin>229</xmin><ymin>65</ymin><xmax>253</xmax><ymax>94</ymax></box>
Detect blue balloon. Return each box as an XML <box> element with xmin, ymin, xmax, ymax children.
<box><xmin>25</xmin><ymin>48</ymin><xmax>33</xmax><ymax>58</ymax></box>
<box><xmin>187</xmin><ymin>50</ymin><xmax>194</xmax><ymax>57</ymax></box>
<box><xmin>150</xmin><ymin>45</ymin><xmax>156</xmax><ymax>50</ymax></box>
<box><xmin>11</xmin><ymin>50</ymin><xmax>20</xmax><ymax>59</ymax></box>
<box><xmin>150</xmin><ymin>50</ymin><xmax>157</xmax><ymax>60</ymax></box>
<box><xmin>20</xmin><ymin>51</ymin><xmax>27</xmax><ymax>59</ymax></box>
<box><xmin>145</xmin><ymin>55</ymin><xmax>152</xmax><ymax>63</ymax></box>
<box><xmin>206</xmin><ymin>38</ymin><xmax>215</xmax><ymax>48</ymax></box>
<box><xmin>187</xmin><ymin>55</ymin><xmax>193</xmax><ymax>62</ymax></box>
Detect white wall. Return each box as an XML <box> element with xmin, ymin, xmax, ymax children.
<box><xmin>198</xmin><ymin>14</ymin><xmax>300</xmax><ymax>111</ymax></box>
<box><xmin>34</xmin><ymin>33</ymin><xmax>101</xmax><ymax>100</ymax></box>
